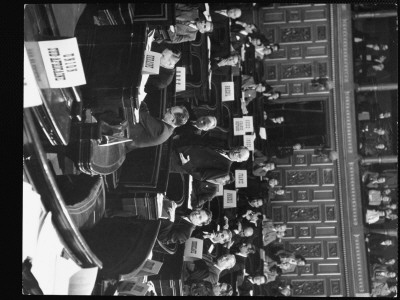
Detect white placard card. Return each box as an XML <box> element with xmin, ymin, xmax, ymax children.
<box><xmin>235</xmin><ymin>170</ymin><xmax>248</xmax><ymax>188</ymax></box>
<box><xmin>243</xmin><ymin>116</ymin><xmax>254</xmax><ymax>132</ymax></box>
<box><xmin>184</xmin><ymin>238</ymin><xmax>203</xmax><ymax>261</ymax></box>
<box><xmin>233</xmin><ymin>118</ymin><xmax>245</xmax><ymax>136</ymax></box>
<box><xmin>243</xmin><ymin>134</ymin><xmax>255</xmax><ymax>151</ymax></box>
<box><xmin>118</xmin><ymin>281</ymin><xmax>149</xmax><ymax>296</ymax></box>
<box><xmin>221</xmin><ymin>81</ymin><xmax>234</xmax><ymax>101</ymax></box>
<box><xmin>142</xmin><ymin>50</ymin><xmax>162</xmax><ymax>75</ymax></box>
<box><xmin>38</xmin><ymin>38</ymin><xmax>86</xmax><ymax>88</ymax></box>
<box><xmin>223</xmin><ymin>189</ymin><xmax>237</xmax><ymax>208</ymax></box>
<box><xmin>175</xmin><ymin>66</ymin><xmax>186</xmax><ymax>91</ymax></box>
<box><xmin>259</xmin><ymin>127</ymin><xmax>267</xmax><ymax>140</ymax></box>
<box><xmin>24</xmin><ymin>47</ymin><xmax>42</xmax><ymax>107</ymax></box>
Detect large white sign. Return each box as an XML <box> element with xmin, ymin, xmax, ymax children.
<box><xmin>24</xmin><ymin>46</ymin><xmax>42</xmax><ymax>107</ymax></box>
<box><xmin>221</xmin><ymin>81</ymin><xmax>235</xmax><ymax>101</ymax></box>
<box><xmin>233</xmin><ymin>118</ymin><xmax>245</xmax><ymax>136</ymax></box>
<box><xmin>223</xmin><ymin>189</ymin><xmax>237</xmax><ymax>208</ymax></box>
<box><xmin>235</xmin><ymin>170</ymin><xmax>248</xmax><ymax>188</ymax></box>
<box><xmin>38</xmin><ymin>38</ymin><xmax>86</xmax><ymax>88</ymax></box>
<box><xmin>175</xmin><ymin>66</ymin><xmax>186</xmax><ymax>91</ymax></box>
<box><xmin>142</xmin><ymin>50</ymin><xmax>162</xmax><ymax>75</ymax></box>
<box><xmin>184</xmin><ymin>238</ymin><xmax>203</xmax><ymax>261</ymax></box>
<box><xmin>243</xmin><ymin>116</ymin><xmax>254</xmax><ymax>132</ymax></box>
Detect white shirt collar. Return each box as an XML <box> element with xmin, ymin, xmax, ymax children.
<box><xmin>214</xmin><ymin>264</ymin><xmax>224</xmax><ymax>271</ymax></box>
<box><xmin>182</xmin><ymin>216</ymin><xmax>194</xmax><ymax>225</ymax></box>
<box><xmin>236</xmin><ymin>253</ymin><xmax>247</xmax><ymax>258</ymax></box>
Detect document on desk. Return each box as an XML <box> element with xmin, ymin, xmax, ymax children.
<box><xmin>223</xmin><ymin>189</ymin><xmax>237</xmax><ymax>208</ymax></box>
<box><xmin>184</xmin><ymin>238</ymin><xmax>203</xmax><ymax>261</ymax></box>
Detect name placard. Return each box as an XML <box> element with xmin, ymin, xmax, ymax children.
<box><xmin>243</xmin><ymin>116</ymin><xmax>254</xmax><ymax>132</ymax></box>
<box><xmin>233</xmin><ymin>118</ymin><xmax>245</xmax><ymax>136</ymax></box>
<box><xmin>38</xmin><ymin>38</ymin><xmax>86</xmax><ymax>88</ymax></box>
<box><xmin>24</xmin><ymin>46</ymin><xmax>42</xmax><ymax>107</ymax></box>
<box><xmin>259</xmin><ymin>127</ymin><xmax>267</xmax><ymax>140</ymax></box>
<box><xmin>223</xmin><ymin>189</ymin><xmax>237</xmax><ymax>208</ymax></box>
<box><xmin>235</xmin><ymin>170</ymin><xmax>248</xmax><ymax>188</ymax></box>
<box><xmin>243</xmin><ymin>134</ymin><xmax>255</xmax><ymax>151</ymax></box>
<box><xmin>142</xmin><ymin>50</ymin><xmax>162</xmax><ymax>75</ymax></box>
<box><xmin>118</xmin><ymin>281</ymin><xmax>149</xmax><ymax>296</ymax></box>
<box><xmin>215</xmin><ymin>184</ymin><xmax>224</xmax><ymax>196</ymax></box>
<box><xmin>221</xmin><ymin>81</ymin><xmax>235</xmax><ymax>101</ymax></box>
<box><xmin>184</xmin><ymin>238</ymin><xmax>203</xmax><ymax>261</ymax></box>
<box><xmin>175</xmin><ymin>66</ymin><xmax>186</xmax><ymax>92</ymax></box>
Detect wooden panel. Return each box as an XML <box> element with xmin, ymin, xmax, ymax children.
<box><xmin>271</xmin><ymin>189</ymin><xmax>294</xmax><ymax>202</ymax></box>
<box><xmin>315</xmin><ymin>226</ymin><xmax>338</xmax><ymax>237</ymax></box>
<box><xmin>280</xmin><ymin>27</ymin><xmax>312</xmax><ymax>43</ymax></box>
<box><xmin>281</xmin><ymin>63</ymin><xmax>313</xmax><ymax>79</ymax></box>
<box><xmin>325</xmin><ymin>205</ymin><xmax>337</xmax><ymax>222</ymax></box>
<box><xmin>287</xmin><ymin>206</ymin><xmax>321</xmax><ymax>223</ymax></box>
<box><xmin>262</xmin><ymin>11</ymin><xmax>286</xmax><ymax>23</ymax></box>
<box><xmin>288</xmin><ymin>242</ymin><xmax>324</xmax><ymax>259</ymax></box>
<box><xmin>313</xmin><ymin>189</ymin><xmax>335</xmax><ymax>201</ymax></box>
<box><xmin>317</xmin><ymin>263</ymin><xmax>340</xmax><ymax>275</ymax></box>
<box><xmin>286</xmin><ymin>169</ymin><xmax>319</xmax><ymax>186</ymax></box>
<box><xmin>292</xmin><ymin>279</ymin><xmax>326</xmax><ymax>296</ymax></box>
<box><xmin>296</xmin><ymin>190</ymin><xmax>309</xmax><ymax>202</ymax></box>
<box><xmin>304</xmin><ymin>9</ymin><xmax>327</xmax><ymax>21</ymax></box>
<box><xmin>327</xmin><ymin>241</ymin><xmax>340</xmax><ymax>259</ymax></box>
<box><xmin>305</xmin><ymin>45</ymin><xmax>327</xmax><ymax>57</ymax></box>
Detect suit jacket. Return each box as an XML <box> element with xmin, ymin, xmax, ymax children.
<box><xmin>125</xmin><ymin>102</ymin><xmax>174</xmax><ymax>153</ymax></box>
<box><xmin>238</xmin><ymin>276</ymin><xmax>254</xmax><ymax>295</ymax></box>
<box><xmin>219</xmin><ymin>254</ymin><xmax>246</xmax><ymax>278</ymax></box>
<box><xmin>187</xmin><ymin>254</ymin><xmax>221</xmax><ymax>285</ymax></box>
<box><xmin>191</xmin><ymin>179</ymin><xmax>219</xmax><ymax>209</ymax></box>
<box><xmin>157</xmin><ymin>216</ymin><xmax>196</xmax><ymax>245</ymax></box>
<box><xmin>167</xmin><ymin>24</ymin><xmax>199</xmax><ymax>44</ymax></box>
<box><xmin>173</xmin><ymin>145</ymin><xmax>233</xmax><ymax>181</ymax></box>
<box><xmin>175</xmin><ymin>3</ymin><xmax>200</xmax><ymax>22</ymax></box>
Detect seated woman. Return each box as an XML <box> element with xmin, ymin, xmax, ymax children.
<box><xmin>368</xmin><ymin>190</ymin><xmax>392</xmax><ymax>206</ymax></box>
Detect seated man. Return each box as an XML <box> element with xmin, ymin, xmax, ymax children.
<box><xmin>171</xmin><ymin>145</ymin><xmax>250</xmax><ymax>182</ymax></box>
<box><xmin>236</xmin><ymin>194</ymin><xmax>265</xmax><ymax>217</ymax></box>
<box><xmin>174</xmin><ymin>115</ymin><xmax>217</xmax><ymax>141</ymax></box>
<box><xmin>219</xmin><ymin>243</ymin><xmax>255</xmax><ymax>279</ymax></box>
<box><xmin>238</xmin><ymin>274</ymin><xmax>267</xmax><ymax>296</ymax></box>
<box><xmin>261</xmin><ymin>219</ymin><xmax>287</xmax><ymax>247</ymax></box>
<box><xmin>253</xmin><ymin>161</ymin><xmax>276</xmax><ymax>177</ymax></box>
<box><xmin>191</xmin><ymin>173</ymin><xmax>235</xmax><ymax>209</ymax></box>
<box><xmin>202</xmin><ymin>228</ymin><xmax>233</xmax><ymax>245</ymax></box>
<box><xmin>124</xmin><ymin>102</ymin><xmax>189</xmax><ymax>153</ymax></box>
<box><xmin>274</xmin><ymin>249</ymin><xmax>306</xmax><ymax>273</ymax></box>
<box><xmin>144</xmin><ymin>47</ymin><xmax>182</xmax><ymax>92</ymax></box>
<box><xmin>157</xmin><ymin>207</ymin><xmax>212</xmax><ymax>245</ymax></box>
<box><xmin>210</xmin><ymin>53</ymin><xmax>241</xmax><ymax>71</ymax></box>
<box><xmin>184</xmin><ymin>253</ymin><xmax>236</xmax><ymax>285</ymax></box>
<box><xmin>214</xmin><ymin>8</ymin><xmax>242</xmax><ymax>19</ymax></box>
<box><xmin>157</xmin><ymin>20</ymin><xmax>214</xmax><ymax>44</ymax></box>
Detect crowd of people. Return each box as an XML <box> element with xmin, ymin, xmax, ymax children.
<box><xmin>77</xmin><ymin>3</ymin><xmax>396</xmax><ymax>297</ymax></box>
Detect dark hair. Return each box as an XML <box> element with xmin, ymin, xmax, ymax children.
<box><xmin>270</xmin><ymin>264</ymin><xmax>283</xmax><ymax>275</ymax></box>
<box><xmin>173</xmin><ymin>106</ymin><xmax>190</xmax><ymax>126</ymax></box>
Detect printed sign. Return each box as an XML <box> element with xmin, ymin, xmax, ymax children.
<box><xmin>243</xmin><ymin>134</ymin><xmax>255</xmax><ymax>151</ymax></box>
<box><xmin>175</xmin><ymin>67</ymin><xmax>186</xmax><ymax>92</ymax></box>
<box><xmin>184</xmin><ymin>238</ymin><xmax>203</xmax><ymax>261</ymax></box>
<box><xmin>38</xmin><ymin>38</ymin><xmax>86</xmax><ymax>88</ymax></box>
<box><xmin>215</xmin><ymin>184</ymin><xmax>224</xmax><ymax>196</ymax></box>
<box><xmin>119</xmin><ymin>259</ymin><xmax>163</xmax><ymax>281</ymax></box>
<box><xmin>233</xmin><ymin>118</ymin><xmax>245</xmax><ymax>136</ymax></box>
<box><xmin>25</xmin><ymin>41</ymin><xmax>51</xmax><ymax>89</ymax></box>
<box><xmin>235</xmin><ymin>170</ymin><xmax>248</xmax><ymax>188</ymax></box>
<box><xmin>221</xmin><ymin>81</ymin><xmax>234</xmax><ymax>101</ymax></box>
<box><xmin>24</xmin><ymin>46</ymin><xmax>42</xmax><ymax>107</ymax></box>
<box><xmin>223</xmin><ymin>189</ymin><xmax>237</xmax><ymax>208</ymax></box>
<box><xmin>118</xmin><ymin>281</ymin><xmax>149</xmax><ymax>296</ymax></box>
<box><xmin>259</xmin><ymin>127</ymin><xmax>267</xmax><ymax>140</ymax></box>
<box><xmin>243</xmin><ymin>116</ymin><xmax>254</xmax><ymax>132</ymax></box>
<box><xmin>142</xmin><ymin>50</ymin><xmax>162</xmax><ymax>75</ymax></box>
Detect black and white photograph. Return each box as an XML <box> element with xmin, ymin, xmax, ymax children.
<box><xmin>23</xmin><ymin>2</ymin><xmax>398</xmax><ymax>296</ymax></box>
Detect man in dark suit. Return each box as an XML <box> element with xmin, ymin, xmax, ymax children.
<box><xmin>185</xmin><ymin>253</ymin><xmax>236</xmax><ymax>285</ymax></box>
<box><xmin>123</xmin><ymin>102</ymin><xmax>189</xmax><ymax>153</ymax></box>
<box><xmin>157</xmin><ymin>208</ymin><xmax>212</xmax><ymax>245</ymax></box>
<box><xmin>191</xmin><ymin>172</ymin><xmax>234</xmax><ymax>209</ymax></box>
<box><xmin>158</xmin><ymin>20</ymin><xmax>213</xmax><ymax>44</ymax></box>
<box><xmin>171</xmin><ymin>145</ymin><xmax>250</xmax><ymax>181</ymax></box>
<box><xmin>238</xmin><ymin>275</ymin><xmax>267</xmax><ymax>296</ymax></box>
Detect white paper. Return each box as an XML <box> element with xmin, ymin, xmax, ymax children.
<box><xmin>24</xmin><ymin>47</ymin><xmax>43</xmax><ymax>107</ymax></box>
<box><xmin>223</xmin><ymin>189</ymin><xmax>237</xmax><ymax>208</ymax></box>
<box><xmin>259</xmin><ymin>127</ymin><xmax>267</xmax><ymax>140</ymax></box>
<box><xmin>243</xmin><ymin>134</ymin><xmax>255</xmax><ymax>151</ymax></box>
<box><xmin>233</xmin><ymin>118</ymin><xmax>245</xmax><ymax>136</ymax></box>
<box><xmin>142</xmin><ymin>50</ymin><xmax>162</xmax><ymax>75</ymax></box>
<box><xmin>118</xmin><ymin>281</ymin><xmax>149</xmax><ymax>296</ymax></box>
<box><xmin>221</xmin><ymin>81</ymin><xmax>235</xmax><ymax>101</ymax></box>
<box><xmin>38</xmin><ymin>38</ymin><xmax>86</xmax><ymax>88</ymax></box>
<box><xmin>243</xmin><ymin>116</ymin><xmax>254</xmax><ymax>132</ymax></box>
<box><xmin>184</xmin><ymin>238</ymin><xmax>203</xmax><ymax>261</ymax></box>
<box><xmin>235</xmin><ymin>170</ymin><xmax>248</xmax><ymax>188</ymax></box>
<box><xmin>175</xmin><ymin>67</ymin><xmax>186</xmax><ymax>91</ymax></box>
